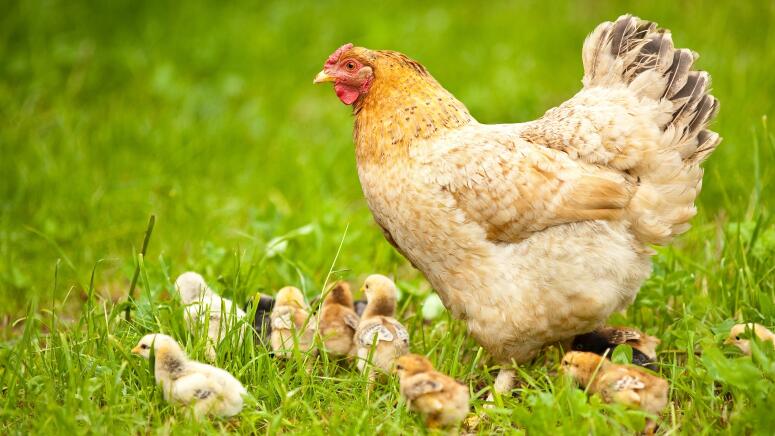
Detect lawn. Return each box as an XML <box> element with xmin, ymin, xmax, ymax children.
<box><xmin>1</xmin><ymin>0</ymin><xmax>774</xmax><ymax>433</ymax></box>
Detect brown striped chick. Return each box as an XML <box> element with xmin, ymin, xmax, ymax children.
<box><xmin>131</xmin><ymin>333</ymin><xmax>246</xmax><ymax>418</ymax></box>
<box><xmin>354</xmin><ymin>274</ymin><xmax>409</xmax><ymax>378</ymax></box>
<box><xmin>270</xmin><ymin>286</ymin><xmax>316</xmax><ymax>358</ymax></box>
<box><xmin>562</xmin><ymin>351</ymin><xmax>668</xmax><ymax>433</ymax></box>
<box><xmin>726</xmin><ymin>323</ymin><xmax>775</xmax><ymax>355</ymax></box>
<box><xmin>318</xmin><ymin>281</ymin><xmax>360</xmax><ymax>357</ymax></box>
<box><xmin>395</xmin><ymin>354</ymin><xmax>470</xmax><ymax>429</ymax></box>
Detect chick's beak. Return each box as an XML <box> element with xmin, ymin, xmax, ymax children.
<box><xmin>131</xmin><ymin>346</ymin><xmax>141</xmax><ymax>354</ymax></box>
<box><xmin>313</xmin><ymin>70</ymin><xmax>335</xmax><ymax>84</ymax></box>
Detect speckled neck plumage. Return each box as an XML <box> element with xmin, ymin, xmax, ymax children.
<box><xmin>353</xmin><ymin>51</ymin><xmax>473</xmax><ymax>164</ymax></box>
<box><xmin>155</xmin><ymin>345</ymin><xmax>186</xmax><ymax>381</ymax></box>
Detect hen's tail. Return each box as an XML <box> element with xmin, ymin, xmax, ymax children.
<box><xmin>583</xmin><ymin>15</ymin><xmax>720</xmax><ymax>246</ymax></box>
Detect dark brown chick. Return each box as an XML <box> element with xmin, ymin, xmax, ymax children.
<box><xmin>571</xmin><ymin>326</ymin><xmax>661</xmax><ymax>369</ymax></box>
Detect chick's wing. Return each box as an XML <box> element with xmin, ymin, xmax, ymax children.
<box><xmin>358</xmin><ymin>321</ymin><xmax>394</xmax><ymax>346</ymax></box>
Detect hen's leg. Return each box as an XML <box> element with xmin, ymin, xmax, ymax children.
<box><xmin>485</xmin><ymin>367</ymin><xmax>516</xmax><ymax>404</ymax></box>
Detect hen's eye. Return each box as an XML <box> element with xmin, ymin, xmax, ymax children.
<box><xmin>345</xmin><ymin>61</ymin><xmax>356</xmax><ymax>71</ymax></box>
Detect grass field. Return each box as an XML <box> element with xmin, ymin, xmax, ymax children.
<box><xmin>2</xmin><ymin>0</ymin><xmax>775</xmax><ymax>433</ymax></box>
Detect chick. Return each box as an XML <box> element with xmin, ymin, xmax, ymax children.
<box><xmin>354</xmin><ymin>274</ymin><xmax>409</xmax><ymax>378</ymax></box>
<box><xmin>131</xmin><ymin>333</ymin><xmax>247</xmax><ymax>418</ymax></box>
<box><xmin>562</xmin><ymin>351</ymin><xmax>668</xmax><ymax>433</ymax></box>
<box><xmin>175</xmin><ymin>272</ymin><xmax>247</xmax><ymax>362</ymax></box>
<box><xmin>354</xmin><ymin>298</ymin><xmax>368</xmax><ymax>318</ymax></box>
<box><xmin>244</xmin><ymin>293</ymin><xmax>275</xmax><ymax>346</ymax></box>
<box><xmin>571</xmin><ymin>326</ymin><xmax>661</xmax><ymax>369</ymax></box>
<box><xmin>318</xmin><ymin>281</ymin><xmax>360</xmax><ymax>357</ymax></box>
<box><xmin>395</xmin><ymin>354</ymin><xmax>470</xmax><ymax>429</ymax></box>
<box><xmin>269</xmin><ymin>286</ymin><xmax>316</xmax><ymax>358</ymax></box>
<box><xmin>726</xmin><ymin>323</ymin><xmax>775</xmax><ymax>355</ymax></box>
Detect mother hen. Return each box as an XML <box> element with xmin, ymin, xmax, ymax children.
<box><xmin>314</xmin><ymin>15</ymin><xmax>719</xmax><ymax>395</ymax></box>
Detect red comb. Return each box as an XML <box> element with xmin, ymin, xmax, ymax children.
<box><xmin>325</xmin><ymin>43</ymin><xmax>354</xmax><ymax>67</ymax></box>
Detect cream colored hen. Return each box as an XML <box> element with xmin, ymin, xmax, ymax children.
<box><xmin>314</xmin><ymin>15</ymin><xmax>720</xmax><ymax>395</ymax></box>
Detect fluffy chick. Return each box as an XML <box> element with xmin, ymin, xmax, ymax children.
<box><xmin>318</xmin><ymin>281</ymin><xmax>360</xmax><ymax>357</ymax></box>
<box><xmin>132</xmin><ymin>333</ymin><xmax>246</xmax><ymax>418</ymax></box>
<box><xmin>396</xmin><ymin>354</ymin><xmax>470</xmax><ymax>429</ymax></box>
<box><xmin>353</xmin><ymin>298</ymin><xmax>368</xmax><ymax>318</ymax></box>
<box><xmin>270</xmin><ymin>286</ymin><xmax>316</xmax><ymax>358</ymax></box>
<box><xmin>726</xmin><ymin>323</ymin><xmax>775</xmax><ymax>355</ymax></box>
<box><xmin>245</xmin><ymin>293</ymin><xmax>275</xmax><ymax>346</ymax></box>
<box><xmin>572</xmin><ymin>326</ymin><xmax>661</xmax><ymax>369</ymax></box>
<box><xmin>175</xmin><ymin>272</ymin><xmax>247</xmax><ymax>362</ymax></box>
<box><xmin>354</xmin><ymin>274</ymin><xmax>409</xmax><ymax>377</ymax></box>
<box><xmin>562</xmin><ymin>351</ymin><xmax>668</xmax><ymax>432</ymax></box>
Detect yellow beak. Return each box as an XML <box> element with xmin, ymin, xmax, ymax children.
<box><xmin>313</xmin><ymin>70</ymin><xmax>335</xmax><ymax>84</ymax></box>
<box><xmin>131</xmin><ymin>346</ymin><xmax>141</xmax><ymax>354</ymax></box>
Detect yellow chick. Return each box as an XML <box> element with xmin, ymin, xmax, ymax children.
<box><xmin>270</xmin><ymin>286</ymin><xmax>316</xmax><ymax>358</ymax></box>
<box><xmin>562</xmin><ymin>351</ymin><xmax>668</xmax><ymax>433</ymax></box>
<box><xmin>318</xmin><ymin>281</ymin><xmax>360</xmax><ymax>357</ymax></box>
<box><xmin>131</xmin><ymin>333</ymin><xmax>247</xmax><ymax>418</ymax></box>
<box><xmin>726</xmin><ymin>323</ymin><xmax>775</xmax><ymax>355</ymax></box>
<box><xmin>354</xmin><ymin>274</ymin><xmax>409</xmax><ymax>378</ymax></box>
<box><xmin>175</xmin><ymin>272</ymin><xmax>246</xmax><ymax>362</ymax></box>
<box><xmin>395</xmin><ymin>354</ymin><xmax>470</xmax><ymax>429</ymax></box>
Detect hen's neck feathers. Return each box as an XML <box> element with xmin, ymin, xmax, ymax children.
<box><xmin>353</xmin><ymin>51</ymin><xmax>473</xmax><ymax>164</ymax></box>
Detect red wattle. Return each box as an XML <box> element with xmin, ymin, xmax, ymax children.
<box><xmin>334</xmin><ymin>83</ymin><xmax>360</xmax><ymax>105</ymax></box>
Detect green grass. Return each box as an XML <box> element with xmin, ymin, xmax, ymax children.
<box><xmin>1</xmin><ymin>0</ymin><xmax>775</xmax><ymax>433</ymax></box>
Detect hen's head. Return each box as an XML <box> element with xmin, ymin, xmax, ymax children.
<box><xmin>313</xmin><ymin>43</ymin><xmax>376</xmax><ymax>105</ymax></box>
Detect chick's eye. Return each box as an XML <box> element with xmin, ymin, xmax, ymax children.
<box><xmin>735</xmin><ymin>336</ymin><xmax>741</xmax><ymax>341</ymax></box>
<box><xmin>141</xmin><ymin>344</ymin><xmax>149</xmax><ymax>349</ymax></box>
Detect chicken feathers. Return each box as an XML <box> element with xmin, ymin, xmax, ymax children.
<box><xmin>354</xmin><ymin>275</ymin><xmax>409</xmax><ymax>377</ymax></box>
<box><xmin>316</xmin><ymin>15</ymin><xmax>719</xmax><ymax>395</ymax></box>
<box><xmin>132</xmin><ymin>333</ymin><xmax>247</xmax><ymax>418</ymax></box>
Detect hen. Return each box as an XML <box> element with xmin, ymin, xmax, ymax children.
<box><xmin>315</xmin><ymin>15</ymin><xmax>720</xmax><ymax>395</ymax></box>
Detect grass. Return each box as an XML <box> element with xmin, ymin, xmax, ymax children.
<box><xmin>1</xmin><ymin>0</ymin><xmax>774</xmax><ymax>433</ymax></box>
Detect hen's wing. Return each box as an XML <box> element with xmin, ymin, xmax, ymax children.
<box><xmin>419</xmin><ymin>130</ymin><xmax>635</xmax><ymax>244</ymax></box>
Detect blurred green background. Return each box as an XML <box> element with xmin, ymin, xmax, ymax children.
<box><xmin>1</xmin><ymin>0</ymin><xmax>773</xmax><ymax>317</ymax></box>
